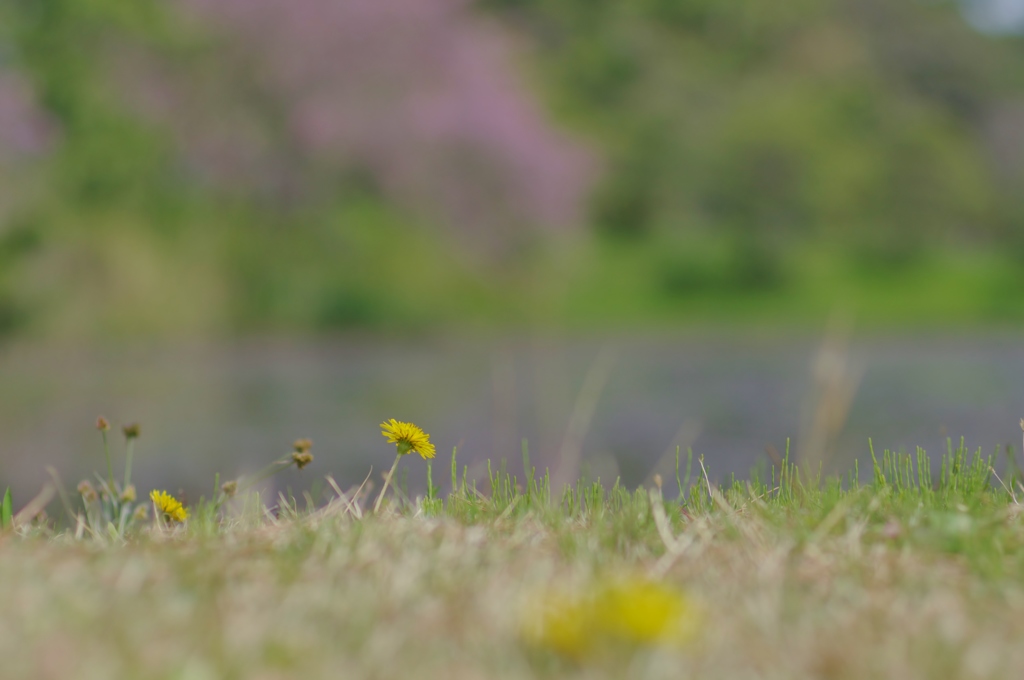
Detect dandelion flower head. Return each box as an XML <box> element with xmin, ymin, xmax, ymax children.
<box><xmin>150</xmin><ymin>490</ymin><xmax>188</xmax><ymax>523</ymax></box>
<box><xmin>380</xmin><ymin>419</ymin><xmax>436</xmax><ymax>459</ymax></box>
<box><xmin>592</xmin><ymin>578</ymin><xmax>698</xmax><ymax>646</ymax></box>
<box><xmin>523</xmin><ymin>576</ymin><xmax>700</xmax><ymax>659</ymax></box>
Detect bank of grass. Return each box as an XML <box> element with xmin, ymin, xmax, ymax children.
<box><xmin>557</xmin><ymin>241</ymin><xmax>1024</xmax><ymax>330</ymax></box>
<box><xmin>2</xmin><ymin>442</ymin><xmax>1024</xmax><ymax>679</ymax></box>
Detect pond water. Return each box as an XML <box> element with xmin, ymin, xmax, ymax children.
<box><xmin>1</xmin><ymin>332</ymin><xmax>1022</xmax><ymax>502</ymax></box>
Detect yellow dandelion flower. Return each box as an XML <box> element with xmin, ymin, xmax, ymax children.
<box><xmin>522</xmin><ymin>591</ymin><xmax>590</xmax><ymax>659</ymax></box>
<box><xmin>592</xmin><ymin>578</ymin><xmax>699</xmax><ymax>647</ymax></box>
<box><xmin>522</xmin><ymin>576</ymin><xmax>701</xmax><ymax>660</ymax></box>
<box><xmin>380</xmin><ymin>419</ymin><xmax>435</xmax><ymax>459</ymax></box>
<box><xmin>149</xmin><ymin>490</ymin><xmax>188</xmax><ymax>523</ymax></box>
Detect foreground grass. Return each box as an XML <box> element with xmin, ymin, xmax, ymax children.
<box><xmin>3</xmin><ymin>443</ymin><xmax>1024</xmax><ymax>679</ymax></box>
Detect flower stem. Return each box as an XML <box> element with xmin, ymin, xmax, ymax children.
<box><xmin>124</xmin><ymin>438</ymin><xmax>135</xmax><ymax>489</ymax></box>
<box><xmin>373</xmin><ymin>453</ymin><xmax>402</xmax><ymax>514</ymax></box>
<box><xmin>102</xmin><ymin>430</ymin><xmax>114</xmax><ymax>491</ymax></box>
<box><xmin>239</xmin><ymin>456</ymin><xmax>293</xmax><ymax>493</ymax></box>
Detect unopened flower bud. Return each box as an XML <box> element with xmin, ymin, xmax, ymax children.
<box><xmin>77</xmin><ymin>480</ymin><xmax>98</xmax><ymax>503</ymax></box>
<box><xmin>291</xmin><ymin>451</ymin><xmax>314</xmax><ymax>470</ymax></box>
<box><xmin>220</xmin><ymin>480</ymin><xmax>238</xmax><ymax>498</ymax></box>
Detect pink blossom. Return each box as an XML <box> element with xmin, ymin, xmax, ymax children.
<box><xmin>125</xmin><ymin>0</ymin><xmax>596</xmax><ymax>253</ymax></box>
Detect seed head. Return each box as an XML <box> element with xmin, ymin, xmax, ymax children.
<box><xmin>77</xmin><ymin>480</ymin><xmax>97</xmax><ymax>503</ymax></box>
<box><xmin>292</xmin><ymin>451</ymin><xmax>314</xmax><ymax>470</ymax></box>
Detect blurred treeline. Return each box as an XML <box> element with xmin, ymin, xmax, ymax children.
<box><xmin>2</xmin><ymin>0</ymin><xmax>1024</xmax><ymax>338</ymax></box>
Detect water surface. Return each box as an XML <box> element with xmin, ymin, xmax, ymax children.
<box><xmin>0</xmin><ymin>332</ymin><xmax>1021</xmax><ymax>501</ymax></box>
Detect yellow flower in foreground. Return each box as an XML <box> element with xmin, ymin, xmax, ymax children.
<box><xmin>150</xmin><ymin>490</ymin><xmax>188</xmax><ymax>523</ymax></box>
<box><xmin>593</xmin><ymin>578</ymin><xmax>698</xmax><ymax>646</ymax></box>
<box><xmin>523</xmin><ymin>577</ymin><xmax>700</xmax><ymax>660</ymax></box>
<box><xmin>380</xmin><ymin>419</ymin><xmax>436</xmax><ymax>459</ymax></box>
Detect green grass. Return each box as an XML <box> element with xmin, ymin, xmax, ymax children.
<box><xmin>3</xmin><ymin>441</ymin><xmax>1024</xmax><ymax>679</ymax></box>
<box><xmin>556</xmin><ymin>241</ymin><xmax>1024</xmax><ymax>330</ymax></box>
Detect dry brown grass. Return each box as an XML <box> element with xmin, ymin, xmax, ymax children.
<box><xmin>1</xmin><ymin>473</ymin><xmax>1023</xmax><ymax>680</ymax></box>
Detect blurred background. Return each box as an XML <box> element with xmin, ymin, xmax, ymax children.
<box><xmin>3</xmin><ymin>0</ymin><xmax>1024</xmax><ymax>501</ymax></box>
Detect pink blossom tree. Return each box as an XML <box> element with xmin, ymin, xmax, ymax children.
<box><xmin>123</xmin><ymin>0</ymin><xmax>595</xmax><ymax>256</ymax></box>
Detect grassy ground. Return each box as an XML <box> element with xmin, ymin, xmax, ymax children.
<box><xmin>2</xmin><ymin>443</ymin><xmax>1023</xmax><ymax>679</ymax></box>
